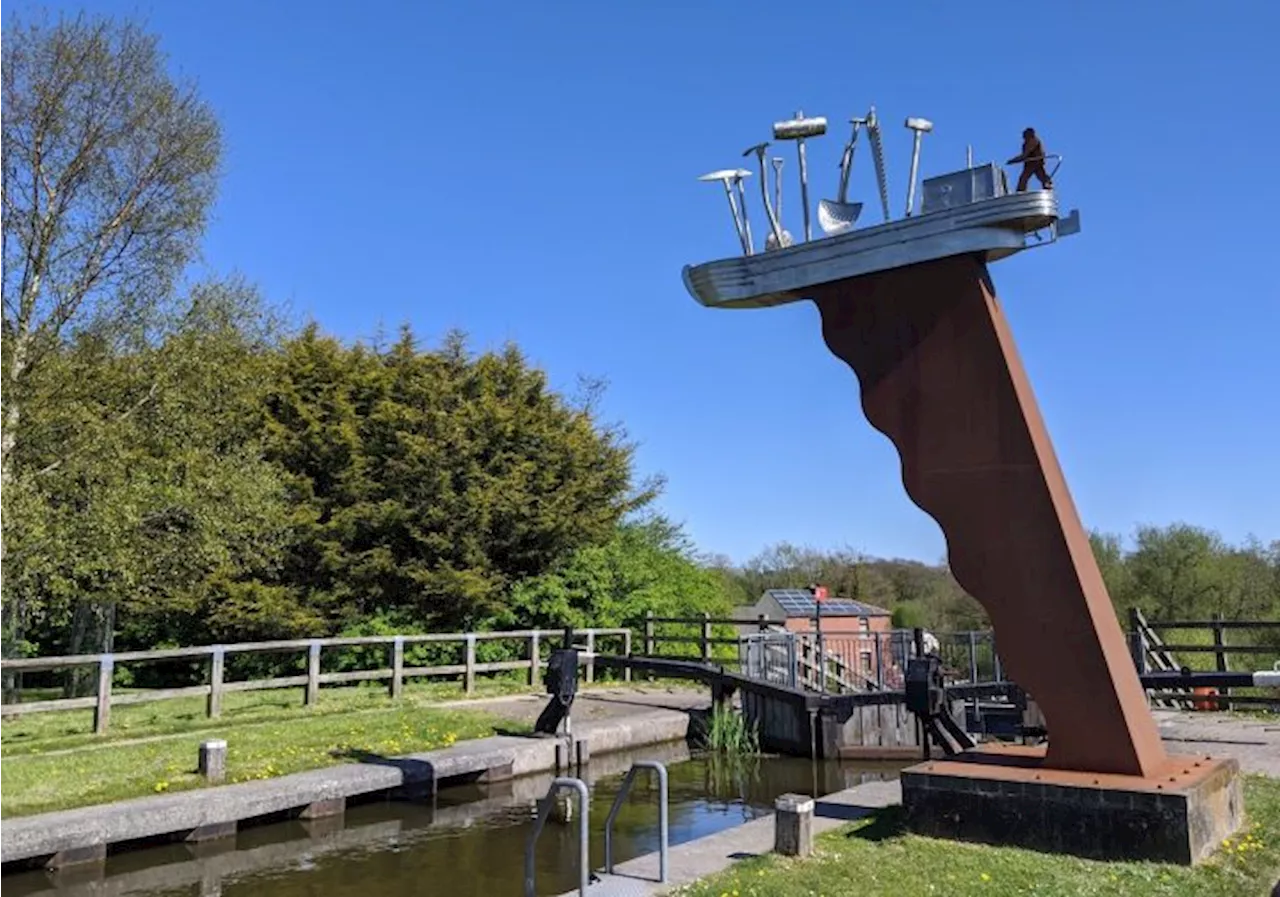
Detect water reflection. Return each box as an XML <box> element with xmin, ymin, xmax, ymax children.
<box><xmin>5</xmin><ymin>744</ymin><xmax>901</xmax><ymax>897</ymax></box>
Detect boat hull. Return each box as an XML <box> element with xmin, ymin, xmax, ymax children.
<box><xmin>683</xmin><ymin>190</ymin><xmax>1065</xmax><ymax>309</ymax></box>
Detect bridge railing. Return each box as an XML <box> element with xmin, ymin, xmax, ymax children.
<box><xmin>1129</xmin><ymin>609</ymin><xmax>1280</xmax><ymax>710</ymax></box>
<box><xmin>641</xmin><ymin>612</ymin><xmax>1010</xmax><ymax>696</ymax></box>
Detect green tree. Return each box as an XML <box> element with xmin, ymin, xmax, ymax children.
<box><xmin>2</xmin><ymin>11</ymin><xmax>221</xmax><ymax>671</ymax></box>
<box><xmin>499</xmin><ymin>514</ymin><xmax>733</xmax><ymax>631</ymax></box>
<box><xmin>263</xmin><ymin>326</ymin><xmax>658</xmax><ymax>631</ymax></box>
<box><xmin>4</xmin><ymin>280</ymin><xmax>297</xmax><ymax>667</ymax></box>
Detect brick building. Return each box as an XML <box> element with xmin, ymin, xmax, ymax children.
<box><xmin>746</xmin><ymin>587</ymin><xmax>894</xmax><ymax>681</ymax></box>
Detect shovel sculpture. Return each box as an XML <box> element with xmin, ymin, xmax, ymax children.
<box><xmin>818</xmin><ymin>116</ymin><xmax>867</xmax><ymax>235</ymax></box>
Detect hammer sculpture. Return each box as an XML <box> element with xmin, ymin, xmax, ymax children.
<box><xmin>772</xmin><ymin>111</ymin><xmax>827</xmax><ymax>242</ymax></box>
<box><xmin>904</xmin><ymin>117</ymin><xmax>934</xmax><ymax>218</ymax></box>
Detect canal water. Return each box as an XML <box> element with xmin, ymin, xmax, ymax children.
<box><xmin>6</xmin><ymin>742</ymin><xmax>902</xmax><ymax>897</ymax></box>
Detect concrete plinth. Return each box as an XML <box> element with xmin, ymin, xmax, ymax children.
<box><xmin>901</xmin><ymin>745</ymin><xmax>1243</xmax><ymax>865</ymax></box>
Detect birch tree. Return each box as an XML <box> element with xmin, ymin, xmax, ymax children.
<box><xmin>2</xmin><ymin>12</ymin><xmax>220</xmax><ymax>675</ymax></box>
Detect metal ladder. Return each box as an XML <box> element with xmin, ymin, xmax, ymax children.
<box><xmin>523</xmin><ymin>761</ymin><xmax>669</xmax><ymax>897</ymax></box>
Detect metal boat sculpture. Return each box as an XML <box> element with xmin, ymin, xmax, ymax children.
<box><xmin>684</xmin><ymin>105</ymin><xmax>1081</xmax><ymax>309</ymax></box>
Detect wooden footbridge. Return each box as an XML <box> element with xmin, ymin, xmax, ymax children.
<box><xmin>591</xmin><ymin>652</ymin><xmax>1013</xmax><ymax>759</ymax></box>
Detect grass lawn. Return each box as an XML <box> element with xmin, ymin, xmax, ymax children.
<box><xmin>674</xmin><ymin>775</ymin><xmax>1280</xmax><ymax>897</ymax></box>
<box><xmin>0</xmin><ymin>679</ymin><xmax>542</xmax><ymax>819</ymax></box>
<box><xmin>1</xmin><ymin>675</ymin><xmax>539</xmax><ymax>755</ymax></box>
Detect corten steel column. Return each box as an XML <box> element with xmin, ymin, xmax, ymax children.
<box><xmin>810</xmin><ymin>253</ymin><xmax>1166</xmax><ymax>777</ymax></box>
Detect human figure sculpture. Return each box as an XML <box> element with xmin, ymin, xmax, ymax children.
<box><xmin>1008</xmin><ymin>127</ymin><xmax>1053</xmax><ymax>192</ymax></box>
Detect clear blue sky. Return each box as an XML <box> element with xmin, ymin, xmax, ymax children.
<box><xmin>12</xmin><ymin>1</ymin><xmax>1279</xmax><ymax>566</ymax></box>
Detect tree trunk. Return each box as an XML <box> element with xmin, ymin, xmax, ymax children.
<box><xmin>65</xmin><ymin>604</ymin><xmax>91</xmax><ymax>697</ymax></box>
<box><xmin>60</xmin><ymin>602</ymin><xmax>117</xmax><ymax>697</ymax></box>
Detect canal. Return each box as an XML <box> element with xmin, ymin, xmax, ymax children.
<box><xmin>5</xmin><ymin>742</ymin><xmax>903</xmax><ymax>897</ymax></box>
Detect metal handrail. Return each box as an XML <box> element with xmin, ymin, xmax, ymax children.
<box><xmin>603</xmin><ymin>760</ymin><xmax>669</xmax><ymax>883</ymax></box>
<box><xmin>524</xmin><ymin>777</ymin><xmax>590</xmax><ymax>897</ymax></box>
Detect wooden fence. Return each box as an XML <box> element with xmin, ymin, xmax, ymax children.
<box><xmin>6</xmin><ymin>609</ymin><xmax>1273</xmax><ymax>737</ymax></box>
<box><xmin>640</xmin><ymin>611</ymin><xmax>774</xmax><ymax>665</ymax></box>
<box><xmin>0</xmin><ymin>627</ymin><xmax>630</xmax><ymax>734</ymax></box>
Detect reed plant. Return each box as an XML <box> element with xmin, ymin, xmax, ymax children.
<box><xmin>701</xmin><ymin>702</ymin><xmax>760</xmax><ymax>756</ymax></box>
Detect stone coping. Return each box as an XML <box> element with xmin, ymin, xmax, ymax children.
<box><xmin>552</xmin><ymin>780</ymin><xmax>903</xmax><ymax>896</ymax></box>
<box><xmin>2</xmin><ymin>707</ymin><xmax>691</xmax><ymax>866</ymax></box>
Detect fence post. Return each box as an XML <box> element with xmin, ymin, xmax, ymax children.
<box><xmin>208</xmin><ymin>646</ymin><xmax>225</xmax><ymax>719</ymax></box>
<box><xmin>529</xmin><ymin>631</ymin><xmax>540</xmax><ymax>687</ymax></box>
<box><xmin>464</xmin><ymin>634</ymin><xmax>476</xmax><ymax>695</ymax></box>
<box><xmin>306</xmin><ymin>641</ymin><xmax>321</xmax><ymax>707</ymax></box>
<box><xmin>390</xmin><ymin>636</ymin><xmax>404</xmax><ymax>700</ymax></box>
<box><xmin>645</xmin><ymin>612</ymin><xmax>656</xmax><ymax>682</ymax></box>
<box><xmin>1212</xmin><ymin>612</ymin><xmax>1230</xmax><ymax>710</ymax></box>
<box><xmin>585</xmin><ymin>631</ymin><xmax>595</xmax><ymax>683</ymax></box>
<box><xmin>701</xmin><ymin>613</ymin><xmax>711</xmax><ymax>664</ymax></box>
<box><xmin>94</xmin><ymin>654</ymin><xmax>114</xmax><ymax>734</ymax></box>
<box><xmin>622</xmin><ymin>630</ymin><xmax>632</xmax><ymax>682</ymax></box>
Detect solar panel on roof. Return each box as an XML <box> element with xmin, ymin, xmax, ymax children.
<box><xmin>765</xmin><ymin>589</ymin><xmax>888</xmax><ymax>617</ymax></box>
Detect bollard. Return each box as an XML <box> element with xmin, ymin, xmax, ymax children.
<box><xmin>774</xmin><ymin>793</ymin><xmax>814</xmax><ymax>857</ymax></box>
<box><xmin>199</xmin><ymin>739</ymin><xmax>227</xmax><ymax>784</ymax></box>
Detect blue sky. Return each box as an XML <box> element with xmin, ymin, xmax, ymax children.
<box><xmin>11</xmin><ymin>1</ymin><xmax>1279</xmax><ymax>565</ymax></box>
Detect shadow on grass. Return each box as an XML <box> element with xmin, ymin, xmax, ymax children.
<box><xmin>843</xmin><ymin>805</ymin><xmax>907</xmax><ymax>843</ymax></box>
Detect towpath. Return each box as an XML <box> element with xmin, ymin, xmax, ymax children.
<box><xmin>1156</xmin><ymin>709</ymin><xmax>1280</xmax><ymax>777</ymax></box>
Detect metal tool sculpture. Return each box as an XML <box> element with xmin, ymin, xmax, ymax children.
<box><xmin>700</xmin><ymin>104</ymin><xmax>1074</xmax><ymax>260</ymax></box>
<box><xmin>767</xmin><ymin>157</ymin><xmax>794</xmax><ymax>250</ymax></box>
<box><xmin>865</xmin><ymin>106</ymin><xmax>892</xmax><ymax>223</ymax></box>
<box><xmin>771</xmin><ymin>157</ymin><xmax>784</xmax><ymax>227</ymax></box>
<box><xmin>772</xmin><ymin>111</ymin><xmax>827</xmax><ymax>242</ymax></box>
<box><xmin>904</xmin><ymin>117</ymin><xmax>934</xmax><ymax>217</ymax></box>
<box><xmin>698</xmin><ymin>169</ymin><xmax>754</xmax><ymax>255</ymax></box>
<box><xmin>743</xmin><ymin>141</ymin><xmax>786</xmax><ymax>248</ymax></box>
<box><xmin>818</xmin><ymin>115</ymin><xmax>867</xmax><ymax>235</ymax></box>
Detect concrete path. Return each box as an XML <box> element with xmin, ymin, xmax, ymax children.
<box><xmin>448</xmin><ymin>686</ymin><xmax>711</xmax><ymax>728</ymax></box>
<box><xmin>1155</xmin><ymin>709</ymin><xmax>1280</xmax><ymax>777</ymax></box>
<box><xmin>552</xmin><ymin>779</ymin><xmax>902</xmax><ymax>897</ymax></box>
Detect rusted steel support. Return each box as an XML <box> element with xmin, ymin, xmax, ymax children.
<box><xmin>811</xmin><ymin>254</ymin><xmax>1166</xmax><ymax>777</ymax></box>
